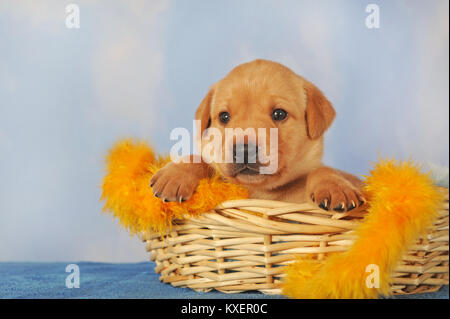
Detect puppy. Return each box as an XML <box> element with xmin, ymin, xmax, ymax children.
<box><xmin>150</xmin><ymin>59</ymin><xmax>365</xmax><ymax>212</ymax></box>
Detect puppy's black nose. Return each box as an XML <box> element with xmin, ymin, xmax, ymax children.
<box><xmin>233</xmin><ymin>143</ymin><xmax>258</xmax><ymax>164</ymax></box>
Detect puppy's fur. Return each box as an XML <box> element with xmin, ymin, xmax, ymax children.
<box><xmin>151</xmin><ymin>59</ymin><xmax>364</xmax><ymax>212</ymax></box>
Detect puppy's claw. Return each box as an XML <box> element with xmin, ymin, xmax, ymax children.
<box><xmin>358</xmin><ymin>197</ymin><xmax>366</xmax><ymax>206</ymax></box>
<box><xmin>333</xmin><ymin>203</ymin><xmax>345</xmax><ymax>212</ymax></box>
<box><xmin>348</xmin><ymin>200</ymin><xmax>356</xmax><ymax>211</ymax></box>
<box><xmin>319</xmin><ymin>199</ymin><xmax>329</xmax><ymax>211</ymax></box>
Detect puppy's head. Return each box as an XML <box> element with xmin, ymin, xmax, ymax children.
<box><xmin>195</xmin><ymin>59</ymin><xmax>335</xmax><ymax>190</ymax></box>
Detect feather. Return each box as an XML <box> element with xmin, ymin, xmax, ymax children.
<box><xmin>100</xmin><ymin>139</ymin><xmax>248</xmax><ymax>235</ymax></box>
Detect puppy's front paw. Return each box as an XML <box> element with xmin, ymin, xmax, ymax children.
<box><xmin>149</xmin><ymin>162</ymin><xmax>200</xmax><ymax>203</ymax></box>
<box><xmin>309</xmin><ymin>179</ymin><xmax>365</xmax><ymax>212</ymax></box>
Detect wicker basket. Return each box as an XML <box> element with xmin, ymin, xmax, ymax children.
<box><xmin>142</xmin><ymin>187</ymin><xmax>449</xmax><ymax>296</ymax></box>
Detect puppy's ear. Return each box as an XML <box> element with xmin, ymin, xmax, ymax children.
<box><xmin>303</xmin><ymin>80</ymin><xmax>336</xmax><ymax>139</ymax></box>
<box><xmin>195</xmin><ymin>85</ymin><xmax>215</xmax><ymax>135</ymax></box>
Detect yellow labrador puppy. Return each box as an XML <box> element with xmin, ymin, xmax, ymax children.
<box><xmin>150</xmin><ymin>59</ymin><xmax>364</xmax><ymax>212</ymax></box>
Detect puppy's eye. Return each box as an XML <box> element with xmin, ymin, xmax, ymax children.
<box><xmin>272</xmin><ymin>108</ymin><xmax>288</xmax><ymax>121</ymax></box>
<box><xmin>219</xmin><ymin>111</ymin><xmax>231</xmax><ymax>124</ymax></box>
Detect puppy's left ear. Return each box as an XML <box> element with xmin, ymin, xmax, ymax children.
<box><xmin>195</xmin><ymin>85</ymin><xmax>215</xmax><ymax>136</ymax></box>
<box><xmin>303</xmin><ymin>80</ymin><xmax>336</xmax><ymax>140</ymax></box>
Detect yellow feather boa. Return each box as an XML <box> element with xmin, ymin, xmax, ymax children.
<box><xmin>101</xmin><ymin>139</ymin><xmax>444</xmax><ymax>298</ymax></box>
<box><xmin>283</xmin><ymin>159</ymin><xmax>444</xmax><ymax>298</ymax></box>
<box><xmin>100</xmin><ymin>139</ymin><xmax>248</xmax><ymax>234</ymax></box>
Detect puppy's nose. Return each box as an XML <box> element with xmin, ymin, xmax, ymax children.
<box><xmin>233</xmin><ymin>143</ymin><xmax>258</xmax><ymax>164</ymax></box>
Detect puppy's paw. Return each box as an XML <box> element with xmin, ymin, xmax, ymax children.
<box><xmin>149</xmin><ymin>162</ymin><xmax>201</xmax><ymax>203</ymax></box>
<box><xmin>309</xmin><ymin>179</ymin><xmax>366</xmax><ymax>212</ymax></box>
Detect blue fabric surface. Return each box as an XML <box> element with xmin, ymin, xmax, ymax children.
<box><xmin>0</xmin><ymin>262</ymin><xmax>448</xmax><ymax>299</ymax></box>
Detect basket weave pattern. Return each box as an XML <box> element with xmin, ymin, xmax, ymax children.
<box><xmin>142</xmin><ymin>187</ymin><xmax>449</xmax><ymax>295</ymax></box>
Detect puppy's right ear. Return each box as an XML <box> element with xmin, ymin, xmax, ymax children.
<box><xmin>303</xmin><ymin>80</ymin><xmax>336</xmax><ymax>140</ymax></box>
<box><xmin>195</xmin><ymin>85</ymin><xmax>215</xmax><ymax>136</ymax></box>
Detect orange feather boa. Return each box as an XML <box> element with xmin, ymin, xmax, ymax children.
<box><xmin>100</xmin><ymin>139</ymin><xmax>248</xmax><ymax>234</ymax></box>
<box><xmin>282</xmin><ymin>159</ymin><xmax>444</xmax><ymax>298</ymax></box>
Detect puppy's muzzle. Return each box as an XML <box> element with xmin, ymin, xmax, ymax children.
<box><xmin>232</xmin><ymin>143</ymin><xmax>260</xmax><ymax>175</ymax></box>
